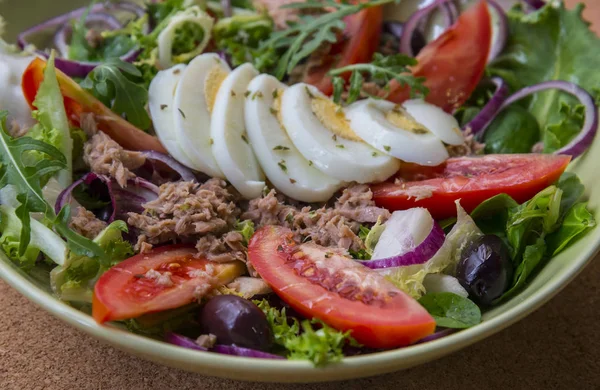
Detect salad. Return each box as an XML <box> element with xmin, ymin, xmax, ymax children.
<box><xmin>0</xmin><ymin>0</ymin><xmax>598</xmax><ymax>366</ymax></box>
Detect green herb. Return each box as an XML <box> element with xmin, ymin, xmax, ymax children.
<box><xmin>269</xmin><ymin>107</ymin><xmax>278</xmax><ymax>115</ymax></box>
<box><xmin>80</xmin><ymin>58</ymin><xmax>151</xmax><ymax>130</ymax></box>
<box><xmin>289</xmin><ymin>178</ymin><xmax>297</xmax><ymax>184</ymax></box>
<box><xmin>330</xmin><ymin>53</ymin><xmax>428</xmax><ymax>105</ymax></box>
<box><xmin>335</xmin><ymin>144</ymin><xmax>344</xmax><ymax>149</ymax></box>
<box><xmin>178</xmin><ymin>108</ymin><xmax>186</xmax><ymax>119</ymax></box>
<box><xmin>418</xmin><ymin>292</ymin><xmax>481</xmax><ymax>329</ymax></box>
<box><xmin>285</xmin><ymin>213</ymin><xmax>294</xmax><ymax>224</ymax></box>
<box><xmin>241</xmin><ymin>134</ymin><xmax>249</xmax><ymax>144</ymax></box>
<box><xmin>278</xmin><ymin>160</ymin><xmax>288</xmax><ymax>173</ymax></box>
<box><xmin>371</xmin><ymin>152</ymin><xmax>378</xmax><ymax>157</ymax></box>
<box><xmin>273</xmin><ymin>145</ymin><xmax>289</xmax><ymax>151</ymax></box>
<box><xmin>308</xmin><ymin>160</ymin><xmax>313</xmax><ymax>167</ymax></box>
<box><xmin>254</xmin><ymin>299</ymin><xmax>360</xmax><ymax>366</ymax></box>
<box><xmin>383</xmin><ymin>145</ymin><xmax>391</xmax><ymax>152</ymax></box>
<box><xmin>255</xmin><ymin>0</ymin><xmax>395</xmax><ymax>79</ymax></box>
<box><xmin>488</xmin><ymin>2</ymin><xmax>600</xmax><ymax>152</ymax></box>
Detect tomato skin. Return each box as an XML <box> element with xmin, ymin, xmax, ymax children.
<box><xmin>92</xmin><ymin>245</ymin><xmax>245</xmax><ymax>323</ymax></box>
<box><xmin>22</xmin><ymin>58</ymin><xmax>167</xmax><ymax>153</ymax></box>
<box><xmin>385</xmin><ymin>1</ymin><xmax>492</xmax><ymax>112</ymax></box>
<box><xmin>248</xmin><ymin>226</ymin><xmax>436</xmax><ymax>348</ymax></box>
<box><xmin>303</xmin><ymin>5</ymin><xmax>383</xmax><ymax>95</ymax></box>
<box><xmin>372</xmin><ymin>154</ymin><xmax>571</xmax><ymax>220</ymax></box>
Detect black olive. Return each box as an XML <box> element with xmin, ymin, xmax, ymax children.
<box><xmin>456</xmin><ymin>235</ymin><xmax>513</xmax><ymax>305</ymax></box>
<box><xmin>199</xmin><ymin>295</ymin><xmax>273</xmax><ymax>351</ymax></box>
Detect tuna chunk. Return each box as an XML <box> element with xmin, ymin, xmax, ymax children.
<box><xmin>69</xmin><ymin>207</ymin><xmax>107</xmax><ymax>239</ymax></box>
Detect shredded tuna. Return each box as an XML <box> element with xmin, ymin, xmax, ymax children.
<box><xmin>80</xmin><ymin>113</ymin><xmax>99</xmax><ymax>137</ymax></box>
<box><xmin>127</xmin><ymin>179</ymin><xmax>241</xmax><ymax>245</ymax></box>
<box><xmin>242</xmin><ymin>184</ymin><xmax>389</xmax><ymax>251</ymax></box>
<box><xmin>196</xmin><ymin>334</ymin><xmax>217</xmax><ymax>349</ymax></box>
<box><xmin>83</xmin><ymin>131</ymin><xmax>146</xmax><ymax>187</ymax></box>
<box><xmin>69</xmin><ymin>207</ymin><xmax>107</xmax><ymax>239</ymax></box>
<box><xmin>134</xmin><ymin>235</ymin><xmax>153</xmax><ymax>254</ymax></box>
<box><xmin>144</xmin><ymin>269</ymin><xmax>174</xmax><ymax>287</ymax></box>
<box><xmin>446</xmin><ymin>127</ymin><xmax>486</xmax><ymax>157</ymax></box>
<box><xmin>531</xmin><ymin>141</ymin><xmax>545</xmax><ymax>153</ymax></box>
<box><xmin>226</xmin><ymin>276</ymin><xmax>272</xmax><ymax>299</ymax></box>
<box><xmin>7</xmin><ymin>119</ymin><xmax>28</xmax><ymax>138</ymax></box>
<box><xmin>196</xmin><ymin>231</ymin><xmax>247</xmax><ymax>263</ymax></box>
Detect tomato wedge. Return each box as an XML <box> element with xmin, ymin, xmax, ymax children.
<box><xmin>303</xmin><ymin>5</ymin><xmax>383</xmax><ymax>95</ymax></box>
<box><xmin>372</xmin><ymin>154</ymin><xmax>571</xmax><ymax>220</ymax></box>
<box><xmin>22</xmin><ymin>57</ymin><xmax>166</xmax><ymax>153</ymax></box>
<box><xmin>92</xmin><ymin>245</ymin><xmax>245</xmax><ymax>323</ymax></box>
<box><xmin>385</xmin><ymin>1</ymin><xmax>491</xmax><ymax>112</ymax></box>
<box><xmin>248</xmin><ymin>226</ymin><xmax>435</xmax><ymax>348</ymax></box>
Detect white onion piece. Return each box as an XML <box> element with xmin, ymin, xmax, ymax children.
<box><xmin>423</xmin><ymin>274</ymin><xmax>469</xmax><ymax>298</ymax></box>
<box><xmin>371</xmin><ymin>208</ymin><xmax>434</xmax><ymax>261</ymax></box>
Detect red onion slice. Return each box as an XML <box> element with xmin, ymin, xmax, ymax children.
<box><xmin>361</xmin><ymin>208</ymin><xmax>445</xmax><ymax>270</ymax></box>
<box><xmin>400</xmin><ymin>0</ymin><xmax>456</xmax><ymax>57</ymax></box>
<box><xmin>212</xmin><ymin>345</ymin><xmax>285</xmax><ymax>359</ymax></box>
<box><xmin>17</xmin><ymin>2</ymin><xmax>146</xmax><ymax>78</ymax></box>
<box><xmin>479</xmin><ymin>81</ymin><xmax>599</xmax><ymax>158</ymax></box>
<box><xmin>55</xmin><ymin>172</ymin><xmax>116</xmax><ymax>222</ymax></box>
<box><xmin>416</xmin><ymin>328</ymin><xmax>456</xmax><ymax>343</ymax></box>
<box><xmin>464</xmin><ymin>77</ymin><xmax>510</xmax><ymax>134</ymax></box>
<box><xmin>53</xmin><ymin>13</ymin><xmax>123</xmax><ymax>58</ymax></box>
<box><xmin>165</xmin><ymin>333</ymin><xmax>285</xmax><ymax>359</ymax></box>
<box><xmin>140</xmin><ymin>151</ymin><xmax>197</xmax><ymax>182</ymax></box>
<box><xmin>521</xmin><ymin>0</ymin><xmax>545</xmax><ymax>10</ymax></box>
<box><xmin>486</xmin><ymin>0</ymin><xmax>508</xmax><ymax>62</ymax></box>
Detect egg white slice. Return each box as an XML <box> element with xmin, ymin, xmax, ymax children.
<box><xmin>211</xmin><ymin>63</ymin><xmax>265</xmax><ymax>199</ymax></box>
<box><xmin>245</xmin><ymin>75</ymin><xmax>343</xmax><ymax>203</ymax></box>
<box><xmin>346</xmin><ymin>99</ymin><xmax>449</xmax><ymax>166</ymax></box>
<box><xmin>173</xmin><ymin>53</ymin><xmax>230</xmax><ymax>177</ymax></box>
<box><xmin>402</xmin><ymin>99</ymin><xmax>464</xmax><ymax>145</ymax></box>
<box><xmin>280</xmin><ymin>83</ymin><xmax>400</xmax><ymax>183</ymax></box>
<box><xmin>148</xmin><ymin>65</ymin><xmax>198</xmax><ymax>169</ymax></box>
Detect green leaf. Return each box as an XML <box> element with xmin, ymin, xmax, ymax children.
<box><xmin>546</xmin><ymin>202</ymin><xmax>595</xmax><ymax>256</ymax></box>
<box><xmin>498</xmin><ymin>238</ymin><xmax>546</xmax><ymax>301</ymax></box>
<box><xmin>234</xmin><ymin>219</ymin><xmax>255</xmax><ymax>246</ymax></box>
<box><xmin>81</xmin><ymin>58</ymin><xmax>151</xmax><ymax>130</ymax></box>
<box><xmin>555</xmin><ymin>172</ymin><xmax>585</xmax><ymax>218</ymax></box>
<box><xmin>418</xmin><ymin>292</ymin><xmax>481</xmax><ymax>329</ymax></box>
<box><xmin>32</xmin><ymin>54</ymin><xmax>73</xmax><ymax>187</ymax></box>
<box><xmin>543</xmin><ymin>100</ymin><xmax>585</xmax><ymax>153</ymax></box>
<box><xmin>471</xmin><ymin>194</ymin><xmax>519</xmax><ymax>237</ymax></box>
<box><xmin>483</xmin><ymin>105</ymin><xmax>540</xmax><ymax>154</ymax></box>
<box><xmin>488</xmin><ymin>3</ymin><xmax>600</xmax><ymax>150</ymax></box>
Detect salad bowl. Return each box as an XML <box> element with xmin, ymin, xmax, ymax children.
<box><xmin>0</xmin><ymin>0</ymin><xmax>599</xmax><ymax>383</ymax></box>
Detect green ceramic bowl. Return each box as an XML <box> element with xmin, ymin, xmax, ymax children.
<box><xmin>0</xmin><ymin>0</ymin><xmax>598</xmax><ymax>383</ymax></box>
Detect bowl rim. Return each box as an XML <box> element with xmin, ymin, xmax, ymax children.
<box><xmin>0</xmin><ymin>225</ymin><xmax>598</xmax><ymax>382</ymax></box>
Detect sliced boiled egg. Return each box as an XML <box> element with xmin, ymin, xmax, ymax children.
<box><xmin>148</xmin><ymin>64</ymin><xmax>198</xmax><ymax>170</ymax></box>
<box><xmin>402</xmin><ymin>99</ymin><xmax>464</xmax><ymax>146</ymax></box>
<box><xmin>211</xmin><ymin>63</ymin><xmax>265</xmax><ymax>199</ymax></box>
<box><xmin>279</xmin><ymin>83</ymin><xmax>400</xmax><ymax>183</ymax></box>
<box><xmin>173</xmin><ymin>53</ymin><xmax>230</xmax><ymax>177</ymax></box>
<box><xmin>245</xmin><ymin>74</ymin><xmax>343</xmax><ymax>203</ymax></box>
<box><xmin>345</xmin><ymin>99</ymin><xmax>450</xmax><ymax>166</ymax></box>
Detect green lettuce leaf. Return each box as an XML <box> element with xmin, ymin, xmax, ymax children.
<box><xmin>234</xmin><ymin>219</ymin><xmax>255</xmax><ymax>246</ymax></box>
<box><xmin>499</xmin><ymin>238</ymin><xmax>546</xmax><ymax>301</ymax></box>
<box><xmin>51</xmin><ymin>220</ymin><xmax>134</xmax><ymax>302</ymax></box>
<box><xmin>418</xmin><ymin>292</ymin><xmax>481</xmax><ymax>329</ymax></box>
<box><xmin>488</xmin><ymin>2</ymin><xmax>600</xmax><ymax>151</ymax></box>
<box><xmin>30</xmin><ymin>54</ymin><xmax>73</xmax><ymax>188</ymax></box>
<box><xmin>546</xmin><ymin>202</ymin><xmax>596</xmax><ymax>256</ymax></box>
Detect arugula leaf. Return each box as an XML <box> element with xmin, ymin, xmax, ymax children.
<box><xmin>31</xmin><ymin>54</ymin><xmax>73</xmax><ymax>188</ymax></box>
<box><xmin>80</xmin><ymin>58</ymin><xmax>151</xmax><ymax>130</ymax></box>
<box><xmin>546</xmin><ymin>202</ymin><xmax>596</xmax><ymax>256</ymax></box>
<box><xmin>488</xmin><ymin>2</ymin><xmax>600</xmax><ymax>150</ymax></box>
<box><xmin>418</xmin><ymin>292</ymin><xmax>481</xmax><ymax>329</ymax></box>
<box><xmin>214</xmin><ymin>13</ymin><xmax>274</xmax><ymax>67</ymax></box>
<box><xmin>256</xmin><ymin>0</ymin><xmax>395</xmax><ymax>79</ymax></box>
<box><xmin>330</xmin><ymin>53</ymin><xmax>428</xmax><ymax>105</ymax></box>
<box><xmin>254</xmin><ymin>299</ymin><xmax>359</xmax><ymax>366</ymax></box>
<box><xmin>0</xmin><ymin>119</ymin><xmax>104</xmax><ymax>261</ymax></box>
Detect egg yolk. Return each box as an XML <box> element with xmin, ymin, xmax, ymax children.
<box><xmin>385</xmin><ymin>106</ymin><xmax>430</xmax><ymax>135</ymax></box>
<box><xmin>205</xmin><ymin>66</ymin><xmax>229</xmax><ymax>113</ymax></box>
<box><xmin>311</xmin><ymin>97</ymin><xmax>363</xmax><ymax>142</ymax></box>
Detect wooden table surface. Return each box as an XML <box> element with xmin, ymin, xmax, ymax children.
<box><xmin>1</xmin><ymin>1</ymin><xmax>600</xmax><ymax>389</ymax></box>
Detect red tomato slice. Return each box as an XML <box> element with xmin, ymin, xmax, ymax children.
<box><xmin>385</xmin><ymin>1</ymin><xmax>492</xmax><ymax>112</ymax></box>
<box><xmin>303</xmin><ymin>5</ymin><xmax>383</xmax><ymax>95</ymax></box>
<box><xmin>22</xmin><ymin>57</ymin><xmax>167</xmax><ymax>153</ymax></box>
<box><xmin>248</xmin><ymin>226</ymin><xmax>435</xmax><ymax>348</ymax></box>
<box><xmin>92</xmin><ymin>245</ymin><xmax>245</xmax><ymax>323</ymax></box>
<box><xmin>372</xmin><ymin>154</ymin><xmax>571</xmax><ymax>220</ymax></box>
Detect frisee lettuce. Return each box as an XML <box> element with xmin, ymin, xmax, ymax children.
<box><xmin>254</xmin><ymin>299</ymin><xmax>360</xmax><ymax>366</ymax></box>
